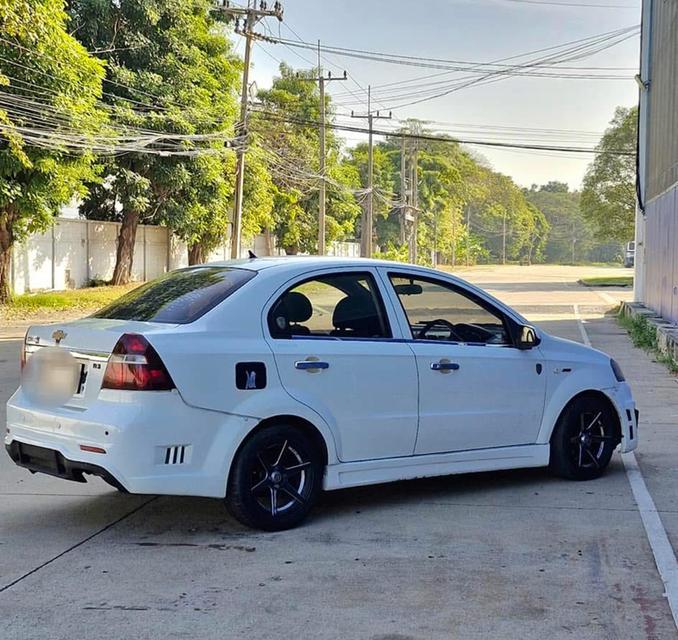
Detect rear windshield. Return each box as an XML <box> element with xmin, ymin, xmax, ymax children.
<box><xmin>92</xmin><ymin>267</ymin><xmax>256</xmax><ymax>324</ymax></box>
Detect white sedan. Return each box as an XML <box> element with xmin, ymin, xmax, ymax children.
<box><xmin>5</xmin><ymin>257</ymin><xmax>638</xmax><ymax>530</ymax></box>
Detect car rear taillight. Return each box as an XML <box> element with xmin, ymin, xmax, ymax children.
<box><xmin>102</xmin><ymin>333</ymin><xmax>175</xmax><ymax>391</ymax></box>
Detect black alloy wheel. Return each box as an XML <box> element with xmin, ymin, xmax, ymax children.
<box><xmin>226</xmin><ymin>424</ymin><xmax>323</xmax><ymax>530</ymax></box>
<box><xmin>549</xmin><ymin>394</ymin><xmax>619</xmax><ymax>481</ymax></box>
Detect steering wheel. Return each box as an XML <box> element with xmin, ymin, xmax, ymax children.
<box><xmin>417</xmin><ymin>318</ymin><xmax>463</xmax><ymax>342</ymax></box>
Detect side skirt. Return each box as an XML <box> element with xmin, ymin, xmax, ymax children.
<box><xmin>323</xmin><ymin>444</ymin><xmax>550</xmax><ymax>491</ymax></box>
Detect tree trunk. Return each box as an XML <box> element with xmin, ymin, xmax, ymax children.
<box><xmin>188</xmin><ymin>242</ymin><xmax>206</xmax><ymax>265</ymax></box>
<box><xmin>0</xmin><ymin>207</ymin><xmax>15</xmax><ymax>304</ymax></box>
<box><xmin>264</xmin><ymin>228</ymin><xmax>274</xmax><ymax>256</ymax></box>
<box><xmin>111</xmin><ymin>210</ymin><xmax>140</xmax><ymax>285</ymax></box>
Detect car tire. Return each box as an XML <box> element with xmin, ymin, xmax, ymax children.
<box><xmin>549</xmin><ymin>393</ymin><xmax>619</xmax><ymax>481</ymax></box>
<box><xmin>226</xmin><ymin>424</ymin><xmax>323</xmax><ymax>531</ymax></box>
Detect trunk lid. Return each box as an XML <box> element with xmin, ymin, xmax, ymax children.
<box><xmin>24</xmin><ymin>318</ymin><xmax>179</xmax><ymax>409</ymax></box>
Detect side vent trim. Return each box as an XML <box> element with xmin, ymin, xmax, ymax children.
<box><xmin>163</xmin><ymin>445</ymin><xmax>189</xmax><ymax>465</ymax></box>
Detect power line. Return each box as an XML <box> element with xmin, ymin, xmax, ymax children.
<box><xmin>501</xmin><ymin>0</ymin><xmax>637</xmax><ymax>7</ymax></box>
<box><xmin>251</xmin><ymin>109</ymin><xmax>636</xmax><ymax>156</ymax></box>
<box><xmin>269</xmin><ymin>26</ymin><xmax>638</xmax><ymax>73</ymax></box>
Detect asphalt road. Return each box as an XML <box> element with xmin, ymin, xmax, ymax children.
<box><xmin>2</xmin><ymin>264</ymin><xmax>677</xmax><ymax>640</ymax></box>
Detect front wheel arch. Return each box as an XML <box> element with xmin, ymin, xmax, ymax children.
<box><xmin>550</xmin><ymin>390</ymin><xmax>621</xmax><ymax>446</ymax></box>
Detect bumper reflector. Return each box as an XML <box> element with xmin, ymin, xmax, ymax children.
<box><xmin>79</xmin><ymin>444</ymin><xmax>106</xmax><ymax>454</ymax></box>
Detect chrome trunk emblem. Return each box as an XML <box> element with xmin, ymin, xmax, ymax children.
<box><xmin>52</xmin><ymin>329</ymin><xmax>67</xmax><ymax>345</ymax></box>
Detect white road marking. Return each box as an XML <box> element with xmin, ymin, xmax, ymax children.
<box><xmin>572</xmin><ymin>304</ymin><xmax>591</xmax><ymax>346</ymax></box>
<box><xmin>576</xmin><ymin>308</ymin><xmax>678</xmax><ymax>628</ymax></box>
<box><xmin>596</xmin><ymin>290</ymin><xmax>618</xmax><ymax>305</ymax></box>
<box><xmin>622</xmin><ymin>452</ymin><xmax>678</xmax><ymax>626</ymax></box>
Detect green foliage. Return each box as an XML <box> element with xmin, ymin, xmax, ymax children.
<box><xmin>618</xmin><ymin>312</ymin><xmax>657</xmax><ymax>351</ymax></box>
<box><xmin>0</xmin><ymin>0</ymin><xmax>106</xmax><ymax>301</ymax></box>
<box><xmin>340</xmin><ymin>128</ymin><xmax>546</xmax><ymax>266</ymax></box>
<box><xmin>581</xmin><ymin>106</ymin><xmax>637</xmax><ymax>243</ymax></box>
<box><xmin>526</xmin><ymin>182</ymin><xmax>625</xmax><ymax>264</ymax></box>
<box><xmin>580</xmin><ymin>276</ymin><xmax>633</xmax><ymax>287</ymax></box>
<box><xmin>616</xmin><ymin>311</ymin><xmax>678</xmax><ymax>378</ymax></box>
<box><xmin>1</xmin><ymin>283</ymin><xmax>138</xmax><ymax>319</ymax></box>
<box><xmin>69</xmin><ymin>0</ymin><xmax>242</xmax><ymax>257</ymax></box>
<box><xmin>374</xmin><ymin>242</ymin><xmax>409</xmax><ymax>263</ymax></box>
<box><xmin>526</xmin><ymin>184</ymin><xmax>589</xmax><ymax>263</ymax></box>
<box><xmin>254</xmin><ymin>63</ymin><xmax>361</xmax><ymax>254</ymax></box>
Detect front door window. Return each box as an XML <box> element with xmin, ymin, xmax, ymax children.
<box><xmin>389</xmin><ymin>275</ymin><xmax>509</xmax><ymax>345</ymax></box>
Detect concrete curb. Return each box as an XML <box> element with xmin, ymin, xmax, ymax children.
<box><xmin>620</xmin><ymin>301</ymin><xmax>678</xmax><ymax>360</ymax></box>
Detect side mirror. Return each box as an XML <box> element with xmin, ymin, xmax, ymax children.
<box><xmin>517</xmin><ymin>324</ymin><xmax>540</xmax><ymax>350</ymax></box>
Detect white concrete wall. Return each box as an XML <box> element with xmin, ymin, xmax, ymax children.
<box><xmin>10</xmin><ymin>218</ymin><xmax>360</xmax><ymax>294</ymax></box>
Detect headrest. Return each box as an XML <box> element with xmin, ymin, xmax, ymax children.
<box><xmin>278</xmin><ymin>291</ymin><xmax>312</xmax><ymax>323</ymax></box>
<box><xmin>332</xmin><ymin>296</ymin><xmax>379</xmax><ymax>334</ymax></box>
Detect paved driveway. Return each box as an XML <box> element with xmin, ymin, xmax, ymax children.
<box><xmin>1</xmin><ymin>265</ymin><xmax>677</xmax><ymax>639</ymax></box>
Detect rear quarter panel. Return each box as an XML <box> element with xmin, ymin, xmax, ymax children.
<box><xmin>150</xmin><ymin>270</ymin><xmax>340</xmax><ymax>464</ymax></box>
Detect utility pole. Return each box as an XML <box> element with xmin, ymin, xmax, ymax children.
<box><xmin>351</xmin><ymin>86</ymin><xmax>391</xmax><ymax>258</ymax></box>
<box><xmin>466</xmin><ymin>207</ymin><xmax>471</xmax><ymax>267</ymax></box>
<box><xmin>451</xmin><ymin>212</ymin><xmax>457</xmax><ymax>268</ymax></box>
<box><xmin>502</xmin><ymin>209</ymin><xmax>507</xmax><ymax>265</ymax></box>
<box><xmin>410</xmin><ymin>140</ymin><xmax>419</xmax><ymax>263</ymax></box>
<box><xmin>432</xmin><ymin>203</ymin><xmax>438</xmax><ymax>268</ymax></box>
<box><xmin>299</xmin><ymin>42</ymin><xmax>347</xmax><ymax>255</ymax></box>
<box><xmin>400</xmin><ymin>136</ymin><xmax>407</xmax><ymax>245</ymax></box>
<box><xmin>571</xmin><ymin>219</ymin><xmax>576</xmax><ymax>263</ymax></box>
<box><xmin>215</xmin><ymin>0</ymin><xmax>284</xmax><ymax>259</ymax></box>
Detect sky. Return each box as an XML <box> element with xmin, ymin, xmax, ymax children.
<box><xmin>243</xmin><ymin>0</ymin><xmax>641</xmax><ymax>190</ymax></box>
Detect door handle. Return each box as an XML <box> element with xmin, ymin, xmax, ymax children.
<box><xmin>295</xmin><ymin>360</ymin><xmax>330</xmax><ymax>371</ymax></box>
<box><xmin>431</xmin><ymin>360</ymin><xmax>460</xmax><ymax>372</ymax></box>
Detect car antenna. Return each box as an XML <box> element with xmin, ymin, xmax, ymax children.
<box><xmin>247</xmin><ymin>250</ymin><xmax>257</xmax><ymax>259</ymax></box>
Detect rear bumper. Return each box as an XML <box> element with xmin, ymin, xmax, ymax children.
<box><xmin>5</xmin><ymin>441</ymin><xmax>126</xmax><ymax>491</ymax></box>
<box><xmin>5</xmin><ymin>387</ymin><xmax>258</xmax><ymax>498</ymax></box>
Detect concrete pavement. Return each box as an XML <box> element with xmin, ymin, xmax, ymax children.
<box><xmin>1</xmin><ymin>264</ymin><xmax>677</xmax><ymax>639</ymax></box>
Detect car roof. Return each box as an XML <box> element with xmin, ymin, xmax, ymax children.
<box><xmin>189</xmin><ymin>256</ymin><xmax>529</xmax><ymax>326</ymax></box>
<box><xmin>202</xmin><ymin>256</ymin><xmax>421</xmax><ymax>273</ymax></box>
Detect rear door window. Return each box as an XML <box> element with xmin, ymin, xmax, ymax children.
<box><xmin>268</xmin><ymin>272</ymin><xmax>392</xmax><ymax>339</ymax></box>
<box><xmin>92</xmin><ymin>267</ymin><xmax>256</xmax><ymax>324</ymax></box>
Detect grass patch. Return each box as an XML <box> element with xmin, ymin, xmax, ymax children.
<box><xmin>1</xmin><ymin>283</ymin><xmax>139</xmax><ymax>320</ymax></box>
<box><xmin>618</xmin><ymin>311</ymin><xmax>678</xmax><ymax>374</ymax></box>
<box><xmin>580</xmin><ymin>276</ymin><xmax>633</xmax><ymax>287</ymax></box>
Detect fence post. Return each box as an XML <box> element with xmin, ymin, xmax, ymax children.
<box><xmin>51</xmin><ymin>224</ymin><xmax>56</xmax><ymax>290</ymax></box>
<box><xmin>143</xmin><ymin>225</ymin><xmax>148</xmax><ymax>282</ymax></box>
<box><xmin>9</xmin><ymin>243</ymin><xmax>15</xmax><ymax>295</ymax></box>
<box><xmin>85</xmin><ymin>220</ymin><xmax>91</xmax><ymax>284</ymax></box>
<box><xmin>166</xmin><ymin>227</ymin><xmax>171</xmax><ymax>273</ymax></box>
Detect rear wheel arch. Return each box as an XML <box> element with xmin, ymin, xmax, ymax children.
<box><xmin>233</xmin><ymin>414</ymin><xmax>329</xmax><ymax>471</ymax></box>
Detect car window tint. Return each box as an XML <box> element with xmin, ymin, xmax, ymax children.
<box><xmin>269</xmin><ymin>272</ymin><xmax>391</xmax><ymax>339</ymax></box>
<box><xmin>92</xmin><ymin>267</ymin><xmax>256</xmax><ymax>324</ymax></box>
<box><xmin>389</xmin><ymin>274</ymin><xmax>509</xmax><ymax>345</ymax></box>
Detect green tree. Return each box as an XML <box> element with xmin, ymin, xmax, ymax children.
<box><xmin>525</xmin><ymin>184</ymin><xmax>589</xmax><ymax>263</ymax></box>
<box><xmin>69</xmin><ymin>0</ymin><xmax>240</xmax><ymax>281</ymax></box>
<box><xmin>346</xmin><ymin>143</ymin><xmax>396</xmax><ymax>251</ymax></box>
<box><xmin>0</xmin><ymin>0</ymin><xmax>105</xmax><ymax>302</ymax></box>
<box><xmin>254</xmin><ymin>63</ymin><xmax>361</xmax><ymax>254</ymax></box>
<box><xmin>342</xmin><ymin>123</ymin><xmax>548</xmax><ymax>266</ymax></box>
<box><xmin>581</xmin><ymin>106</ymin><xmax>637</xmax><ymax>243</ymax></box>
<box><xmin>461</xmin><ymin>164</ymin><xmax>549</xmax><ymax>264</ymax></box>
